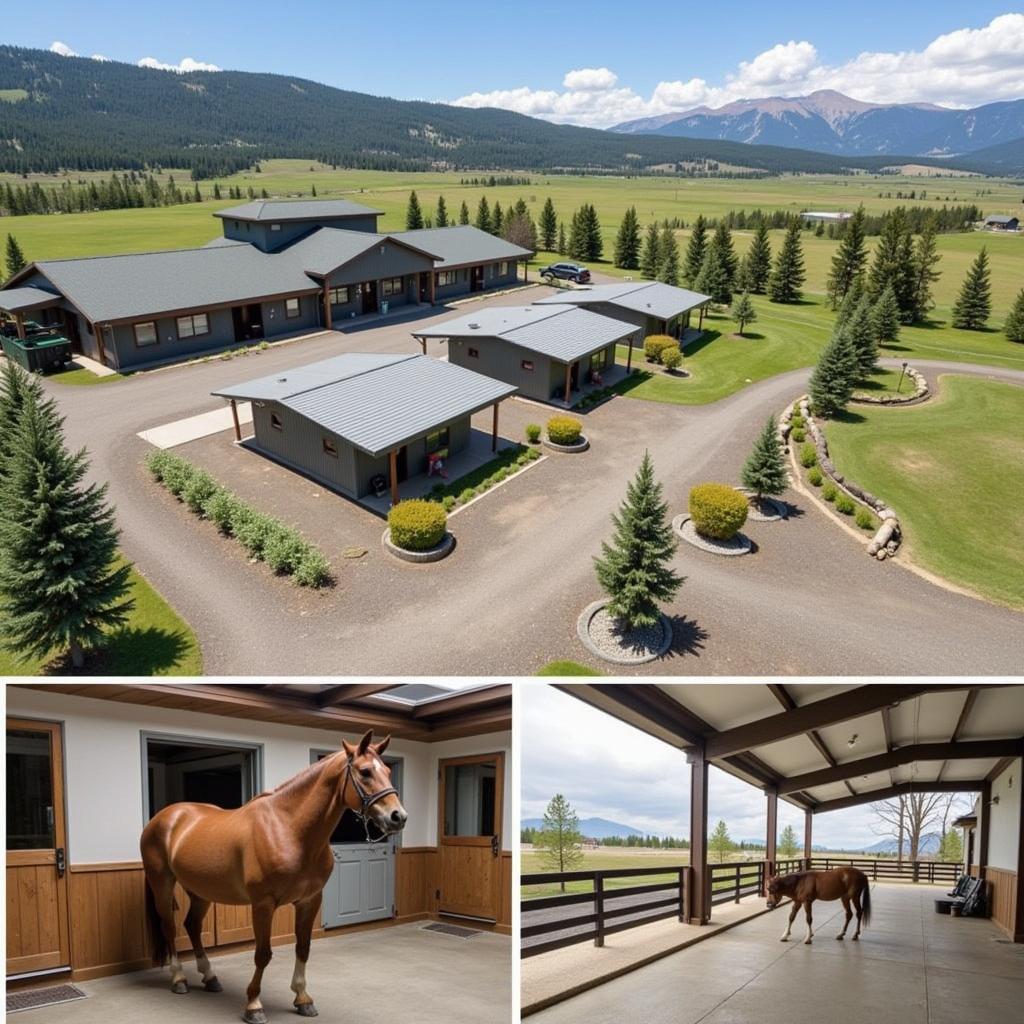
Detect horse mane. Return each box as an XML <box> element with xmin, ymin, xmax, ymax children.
<box><xmin>258</xmin><ymin>749</ymin><xmax>345</xmax><ymax>799</ymax></box>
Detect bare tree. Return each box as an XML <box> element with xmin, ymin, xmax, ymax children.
<box><xmin>870</xmin><ymin>792</ymin><xmax>959</xmax><ymax>861</ymax></box>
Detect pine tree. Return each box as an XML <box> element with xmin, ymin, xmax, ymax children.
<box><xmin>405</xmin><ymin>190</ymin><xmax>424</xmax><ymax>230</ymax></box>
<box><xmin>951</xmin><ymin>247</ymin><xmax>992</xmax><ymax>330</ymax></box>
<box><xmin>539</xmin><ymin>197</ymin><xmax>558</xmax><ymax>250</ymax></box>
<box><xmin>869</xmin><ymin>207</ymin><xmax>915</xmax><ymax>321</ymax></box>
<box><xmin>731</xmin><ymin>292</ymin><xmax>757</xmax><ymax>336</ymax></box>
<box><xmin>311</xmin><ymin>184</ymin><xmax>317</xmax><ymax>197</ymax></box>
<box><xmin>835</xmin><ymin>276</ymin><xmax>865</xmax><ymax>330</ymax></box>
<box><xmin>5</xmin><ymin>233</ymin><xmax>26</xmax><ymax>279</ymax></box>
<box><xmin>709</xmin><ymin>820</ymin><xmax>734</xmax><ymax>863</ymax></box>
<box><xmin>741</xmin><ymin>416</ymin><xmax>787</xmax><ymax>502</ymax></box>
<box><xmin>474</xmin><ymin>196</ymin><xmax>491</xmax><ymax>234</ymax></box>
<box><xmin>459</xmin><ymin>200</ymin><xmax>470</xmax><ymax>226</ymax></box>
<box><xmin>826</xmin><ymin>205</ymin><xmax>867</xmax><ymax>307</ymax></box>
<box><xmin>808</xmin><ymin>326</ymin><xmax>859</xmax><ymax>416</ymax></box>
<box><xmin>640</xmin><ymin>222</ymin><xmax>661</xmax><ymax>279</ymax></box>
<box><xmin>768</xmin><ymin>221</ymin><xmax>805</xmax><ymax>304</ymax></box>
<box><xmin>491</xmin><ymin>202</ymin><xmax>504</xmax><ymax>237</ymax></box>
<box><xmin>847</xmin><ymin>294</ymin><xmax>879</xmax><ymax>376</ymax></box>
<box><xmin>871</xmin><ymin>284</ymin><xmax>901</xmax><ymax>347</ymax></box>
<box><xmin>435</xmin><ymin>195</ymin><xmax>448</xmax><ymax>227</ymax></box>
<box><xmin>557</xmin><ymin>221</ymin><xmax>567</xmax><ymax>256</ymax></box>
<box><xmin>695</xmin><ymin>245</ymin><xmax>732</xmax><ymax>305</ymax></box>
<box><xmin>745</xmin><ymin>221</ymin><xmax>772</xmax><ymax>293</ymax></box>
<box><xmin>683</xmin><ymin>215</ymin><xmax>708</xmax><ymax>287</ymax></box>
<box><xmin>581</xmin><ymin>204</ymin><xmax>603</xmax><ymax>261</ymax></box>
<box><xmin>1005</xmin><ymin>288</ymin><xmax>1024</xmax><ymax>343</ymax></box>
<box><xmin>536</xmin><ymin>794</ymin><xmax>584</xmax><ymax>892</ymax></box>
<box><xmin>567</xmin><ymin>209</ymin><xmax>585</xmax><ymax>261</ymax></box>
<box><xmin>593</xmin><ymin>450</ymin><xmax>682</xmax><ymax>630</ymax></box>
<box><xmin>0</xmin><ymin>361</ymin><xmax>55</xmax><ymax>479</ymax></box>
<box><xmin>613</xmin><ymin>206</ymin><xmax>641</xmax><ymax>269</ymax></box>
<box><xmin>0</xmin><ymin>392</ymin><xmax>133</xmax><ymax>669</ymax></box>
<box><xmin>656</xmin><ymin>226</ymin><xmax>680</xmax><ymax>285</ymax></box>
<box><xmin>909</xmin><ymin>217</ymin><xmax>941</xmax><ymax>322</ymax></box>
<box><xmin>212</xmin><ymin>183</ymin><xmax>221</xmax><ymax>200</ymax></box>
<box><xmin>709</xmin><ymin>221</ymin><xmax>737</xmax><ymax>286</ymax></box>
<box><xmin>778</xmin><ymin>824</ymin><xmax>799</xmax><ymax>859</ymax></box>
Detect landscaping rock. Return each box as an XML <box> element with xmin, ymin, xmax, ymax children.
<box><xmin>672</xmin><ymin>514</ymin><xmax>752</xmax><ymax>556</ymax></box>
<box><xmin>543</xmin><ymin>435</ymin><xmax>590</xmax><ymax>454</ymax></box>
<box><xmin>576</xmin><ymin>600</ymin><xmax>673</xmax><ymax>665</ymax></box>
<box><xmin>381</xmin><ymin>529</ymin><xmax>455</xmax><ymax>563</ymax></box>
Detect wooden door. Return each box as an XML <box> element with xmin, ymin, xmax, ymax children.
<box><xmin>6</xmin><ymin>719</ymin><xmax>71</xmax><ymax>977</ymax></box>
<box><xmin>438</xmin><ymin>753</ymin><xmax>503</xmax><ymax>922</ymax></box>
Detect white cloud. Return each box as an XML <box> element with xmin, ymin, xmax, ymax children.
<box><xmin>90</xmin><ymin>54</ymin><xmax>112</xmax><ymax>63</ymax></box>
<box><xmin>138</xmin><ymin>56</ymin><xmax>222</xmax><ymax>73</ymax></box>
<box><xmin>49</xmin><ymin>41</ymin><xmax>78</xmax><ymax>57</ymax></box>
<box><xmin>450</xmin><ymin>15</ymin><xmax>1024</xmax><ymax>127</ymax></box>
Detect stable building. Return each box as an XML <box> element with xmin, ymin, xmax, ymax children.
<box><xmin>983</xmin><ymin>214</ymin><xmax>1020</xmax><ymax>231</ymax></box>
<box><xmin>6</xmin><ymin>683</ymin><xmax>511</xmax><ymax>992</ymax></box>
<box><xmin>213</xmin><ymin>352</ymin><xmax>516</xmax><ymax>505</ymax></box>
<box><xmin>0</xmin><ymin>200</ymin><xmax>534</xmax><ymax>372</ymax></box>
<box><xmin>412</xmin><ymin>304</ymin><xmax>640</xmax><ymax>404</ymax></box>
<box><xmin>533</xmin><ymin>280</ymin><xmax>711</xmax><ymax>341</ymax></box>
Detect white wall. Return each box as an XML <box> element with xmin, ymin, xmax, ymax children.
<box><xmin>6</xmin><ymin>687</ymin><xmax>510</xmax><ymax>863</ymax></box>
<box><xmin>987</xmin><ymin>758</ymin><xmax>1021</xmax><ymax>872</ymax></box>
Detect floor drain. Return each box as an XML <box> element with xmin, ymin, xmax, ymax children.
<box><xmin>423</xmin><ymin>922</ymin><xmax>481</xmax><ymax>938</ymax></box>
<box><xmin>8</xmin><ymin>984</ymin><xmax>87</xmax><ymax>1013</ymax></box>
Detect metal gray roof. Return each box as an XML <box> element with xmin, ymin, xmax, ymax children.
<box><xmin>413</xmin><ymin>304</ymin><xmax>636</xmax><ymax>362</ymax></box>
<box><xmin>535</xmin><ymin>281</ymin><xmax>710</xmax><ymax>320</ymax></box>
<box><xmin>0</xmin><ymin>285</ymin><xmax>63</xmax><ymax>313</ymax></box>
<box><xmin>214</xmin><ymin>353</ymin><xmax>516</xmax><ymax>457</ymax></box>
<box><xmin>985</xmin><ymin>214</ymin><xmax>1016</xmax><ymax>223</ymax></box>
<box><xmin>395</xmin><ymin>225</ymin><xmax>533</xmax><ymax>267</ymax></box>
<box><xmin>283</xmin><ymin>228</ymin><xmax>439</xmax><ymax>277</ymax></box>
<box><xmin>26</xmin><ymin>246</ymin><xmax>320</xmax><ymax>324</ymax></box>
<box><xmin>214</xmin><ymin>199</ymin><xmax>383</xmax><ymax>222</ymax></box>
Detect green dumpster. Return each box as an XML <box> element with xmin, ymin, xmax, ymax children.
<box><xmin>1</xmin><ymin>333</ymin><xmax>73</xmax><ymax>373</ymax></box>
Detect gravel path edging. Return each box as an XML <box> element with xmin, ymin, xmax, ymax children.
<box><xmin>576</xmin><ymin>600</ymin><xmax>673</xmax><ymax>664</ymax></box>
<box><xmin>543</xmin><ymin>435</ymin><xmax>590</xmax><ymax>453</ymax></box>
<box><xmin>672</xmin><ymin>514</ymin><xmax>752</xmax><ymax>556</ymax></box>
<box><xmin>737</xmin><ymin>488</ymin><xmax>788</xmax><ymax>522</ymax></box>
<box><xmin>381</xmin><ymin>529</ymin><xmax>455</xmax><ymax>563</ymax></box>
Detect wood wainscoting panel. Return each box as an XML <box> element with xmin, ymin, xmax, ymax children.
<box><xmin>985</xmin><ymin>867</ymin><xmax>1018</xmax><ymax>939</ymax></box>
<box><xmin>214</xmin><ymin>902</ymin><xmax>295</xmax><ymax>946</ymax></box>
<box><xmin>69</xmin><ymin>864</ymin><xmax>149</xmax><ymax>979</ymax></box>
<box><xmin>498</xmin><ymin>852</ymin><xmax>512</xmax><ymax>931</ymax></box>
<box><xmin>396</xmin><ymin>847</ymin><xmax>438</xmax><ymax>919</ymax></box>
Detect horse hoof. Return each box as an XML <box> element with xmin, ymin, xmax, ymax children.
<box><xmin>295</xmin><ymin>1004</ymin><xmax>319</xmax><ymax>1018</ymax></box>
<box><xmin>172</xmin><ymin>981</ymin><xmax>189</xmax><ymax>995</ymax></box>
<box><xmin>836</xmin><ymin>935</ymin><xmax>844</xmax><ymax>941</ymax></box>
<box><xmin>804</xmin><ymin>940</ymin><xmax>812</xmax><ymax>946</ymax></box>
<box><xmin>204</xmin><ymin>977</ymin><xmax>223</xmax><ymax>992</ymax></box>
<box><xmin>242</xmin><ymin>1011</ymin><xmax>268</xmax><ymax>1024</ymax></box>
<box><xmin>852</xmin><ymin>936</ymin><xmax>860</xmax><ymax>942</ymax></box>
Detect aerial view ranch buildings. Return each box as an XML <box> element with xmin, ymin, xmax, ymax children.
<box><xmin>1</xmin><ymin>185</ymin><xmax>1023</xmax><ymax>677</ymax></box>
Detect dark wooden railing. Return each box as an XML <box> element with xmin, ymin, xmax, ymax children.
<box><xmin>520</xmin><ymin>866</ymin><xmax>690</xmax><ymax>958</ymax></box>
<box><xmin>709</xmin><ymin>860</ymin><xmax>764</xmax><ymax>905</ymax></box>
<box><xmin>809</xmin><ymin>857</ymin><xmax>962</xmax><ymax>884</ymax></box>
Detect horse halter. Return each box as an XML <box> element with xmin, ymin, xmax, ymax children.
<box><xmin>341</xmin><ymin>755</ymin><xmax>399</xmax><ymax>844</ymax></box>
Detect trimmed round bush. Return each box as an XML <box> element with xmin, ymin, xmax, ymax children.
<box><xmin>799</xmin><ymin>442</ymin><xmax>817</xmax><ymax>468</ymax></box>
<box><xmin>388</xmin><ymin>499</ymin><xmax>448</xmax><ymax>552</ymax></box>
<box><xmin>547</xmin><ymin>415</ymin><xmax>583</xmax><ymax>446</ymax></box>
<box><xmin>442</xmin><ymin>495</ymin><xmax>457</xmax><ymax>512</ymax></box>
<box><xmin>791</xmin><ymin>414</ymin><xmax>805</xmax><ymax>428</ymax></box>
<box><xmin>822</xmin><ymin>482</ymin><xmax>838</xmax><ymax>502</ymax></box>
<box><xmin>294</xmin><ymin>550</ymin><xmax>331</xmax><ymax>588</ymax></box>
<box><xmin>182</xmin><ymin>469</ymin><xmax>219</xmax><ymax>514</ymax></box>
<box><xmin>643</xmin><ymin>334</ymin><xmax>677</xmax><ymax>363</ymax></box>
<box><xmin>662</xmin><ymin>346</ymin><xmax>683</xmax><ymax>371</ymax></box>
<box><xmin>264</xmin><ymin>527</ymin><xmax>309</xmax><ymax>574</ymax></box>
<box><xmin>855</xmin><ymin>506</ymin><xmax>876</xmax><ymax>530</ymax></box>
<box><xmin>688</xmin><ymin>483</ymin><xmax>749</xmax><ymax>541</ymax></box>
<box><xmin>791</xmin><ymin>427</ymin><xmax>806</xmax><ymax>443</ymax></box>
<box><xmin>807</xmin><ymin>467</ymin><xmax>823</xmax><ymax>487</ymax></box>
<box><xmin>233</xmin><ymin>508</ymin><xmax>277</xmax><ymax>559</ymax></box>
<box><xmin>202</xmin><ymin>488</ymin><xmax>235</xmax><ymax>532</ymax></box>
<box><xmin>525</xmin><ymin>423</ymin><xmax>541</xmax><ymax>444</ymax></box>
<box><xmin>835</xmin><ymin>494</ymin><xmax>855</xmax><ymax>515</ymax></box>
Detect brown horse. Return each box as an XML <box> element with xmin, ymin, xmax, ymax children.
<box><xmin>141</xmin><ymin>730</ymin><xmax>406</xmax><ymax>1023</ymax></box>
<box><xmin>766</xmin><ymin>866</ymin><xmax>871</xmax><ymax>945</ymax></box>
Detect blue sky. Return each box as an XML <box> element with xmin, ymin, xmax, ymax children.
<box><xmin>9</xmin><ymin>5</ymin><xmax>1024</xmax><ymax>125</ymax></box>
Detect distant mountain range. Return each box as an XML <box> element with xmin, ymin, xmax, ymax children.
<box><xmin>612</xmin><ymin>89</ymin><xmax>1024</xmax><ymax>161</ymax></box>
<box><xmin>522</xmin><ymin>817</ymin><xmax>646</xmax><ymax>839</ymax></box>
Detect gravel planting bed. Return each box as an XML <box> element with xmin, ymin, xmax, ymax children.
<box><xmin>381</xmin><ymin>529</ymin><xmax>455</xmax><ymax>563</ymax></box>
<box><xmin>737</xmin><ymin>489</ymin><xmax>788</xmax><ymax>522</ymax></box>
<box><xmin>672</xmin><ymin>514</ymin><xmax>752</xmax><ymax>556</ymax></box>
<box><xmin>576</xmin><ymin>600</ymin><xmax>673</xmax><ymax>664</ymax></box>
<box><xmin>543</xmin><ymin>435</ymin><xmax>590</xmax><ymax>453</ymax></box>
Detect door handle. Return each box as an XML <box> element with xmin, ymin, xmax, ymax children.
<box><xmin>55</xmin><ymin>847</ymin><xmax>66</xmax><ymax>878</ymax></box>
<box><xmin>491</xmin><ymin>834</ymin><xmax>499</xmax><ymax>857</ymax></box>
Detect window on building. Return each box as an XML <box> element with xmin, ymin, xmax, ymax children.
<box><xmin>329</xmin><ymin>286</ymin><xmax>351</xmax><ymax>306</ymax></box>
<box><xmin>591</xmin><ymin>349</ymin><xmax>607</xmax><ymax>372</ymax></box>
<box><xmin>436</xmin><ymin>270</ymin><xmax>457</xmax><ymax>287</ymax></box>
<box><xmin>271</xmin><ymin>413</ymin><xmax>283</xmax><ymax>431</ymax></box>
<box><xmin>133</xmin><ymin>321</ymin><xmax>158</xmax><ymax>347</ymax></box>
<box><xmin>322</xmin><ymin>437</ymin><xmax>338</xmax><ymax>457</ymax></box>
<box><xmin>521</xmin><ymin>359</ymin><xmax>534</xmax><ymax>372</ymax></box>
<box><xmin>285</xmin><ymin>298</ymin><xmax>301</xmax><ymax>319</ymax></box>
<box><xmin>499</xmin><ymin>261</ymin><xmax>509</xmax><ymax>275</ymax></box>
<box><xmin>425</xmin><ymin>427</ymin><xmax>450</xmax><ymax>454</ymax></box>
<box><xmin>270</xmin><ymin>224</ymin><xmax>281</xmax><ymax>232</ymax></box>
<box><xmin>176</xmin><ymin>313</ymin><xmax>210</xmax><ymax>339</ymax></box>
<box><xmin>467</xmin><ymin>346</ymin><xmax>479</xmax><ymax>358</ymax></box>
<box><xmin>382</xmin><ymin>277</ymin><xmax>404</xmax><ymax>297</ymax></box>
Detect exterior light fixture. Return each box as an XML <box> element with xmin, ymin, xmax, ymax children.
<box><xmin>847</xmin><ymin>734</ymin><xmax>858</xmax><ymax>748</ymax></box>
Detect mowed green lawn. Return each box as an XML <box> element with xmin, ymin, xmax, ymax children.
<box><xmin>0</xmin><ymin>559</ymin><xmax>202</xmax><ymax>676</ymax></box>
<box><xmin>825</xmin><ymin>375</ymin><xmax>1024</xmax><ymax>609</ymax></box>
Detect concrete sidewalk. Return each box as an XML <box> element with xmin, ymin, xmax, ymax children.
<box><xmin>138</xmin><ymin>402</ymin><xmax>252</xmax><ymax>449</ymax></box>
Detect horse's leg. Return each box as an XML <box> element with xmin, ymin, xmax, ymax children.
<box><xmin>150</xmin><ymin>872</ymin><xmax>188</xmax><ymax>994</ymax></box>
<box><xmin>243</xmin><ymin>901</ymin><xmax>276</xmax><ymax>1024</ymax></box>
<box><xmin>837</xmin><ymin>895</ymin><xmax>852</xmax><ymax>940</ymax></box>
<box><xmin>290</xmin><ymin>893</ymin><xmax>323</xmax><ymax>1018</ymax></box>
<box><xmin>184</xmin><ymin>892</ymin><xmax>222</xmax><ymax>992</ymax></box>
<box><xmin>780</xmin><ymin>900</ymin><xmax>799</xmax><ymax>941</ymax></box>
<box><xmin>851</xmin><ymin>892</ymin><xmax>863</xmax><ymax>941</ymax></box>
<box><xmin>803</xmin><ymin>900</ymin><xmax>814</xmax><ymax>944</ymax></box>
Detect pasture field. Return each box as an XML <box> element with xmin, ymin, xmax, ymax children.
<box><xmin>824</xmin><ymin>375</ymin><xmax>1024</xmax><ymax>610</ymax></box>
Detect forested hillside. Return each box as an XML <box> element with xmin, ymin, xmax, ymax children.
<box><xmin>0</xmin><ymin>46</ymin><xmax>986</xmax><ymax>178</ymax></box>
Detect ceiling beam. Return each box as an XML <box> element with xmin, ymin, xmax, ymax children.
<box><xmin>778</xmin><ymin>739</ymin><xmax>1024</xmax><ymax>795</ymax></box>
<box><xmin>938</xmin><ymin>688</ymin><xmax>979</xmax><ymax>782</ymax></box>
<box><xmin>584</xmin><ymin>684</ymin><xmax>711</xmax><ymax>748</ymax></box>
<box><xmin>986</xmin><ymin>756</ymin><xmax>1017</xmax><ymax>782</ymax></box>
<box><xmin>880</xmin><ymin>706</ymin><xmax>896</xmax><ymax>787</ymax></box>
<box><xmin>812</xmin><ymin>780</ymin><xmax>986</xmax><ymax>815</ymax></box>
<box><xmin>316</xmin><ymin>683</ymin><xmax>398</xmax><ymax>707</ymax></box>
<box><xmin>704</xmin><ymin>685</ymin><xmax>961</xmax><ymax>760</ymax></box>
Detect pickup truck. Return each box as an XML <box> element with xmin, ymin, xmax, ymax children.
<box><xmin>539</xmin><ymin>262</ymin><xmax>591</xmax><ymax>284</ymax></box>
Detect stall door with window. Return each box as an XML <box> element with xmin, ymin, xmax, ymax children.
<box><xmin>6</xmin><ymin>719</ymin><xmax>71</xmax><ymax>977</ymax></box>
<box><xmin>438</xmin><ymin>753</ymin><xmax>503</xmax><ymax>922</ymax></box>
<box><xmin>315</xmin><ymin>753</ymin><xmax>399</xmax><ymax>928</ymax></box>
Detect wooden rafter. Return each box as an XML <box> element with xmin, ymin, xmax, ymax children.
<box><xmin>315</xmin><ymin>683</ymin><xmax>398</xmax><ymax>707</ymax></box>
<box><xmin>937</xmin><ymin>687</ymin><xmax>979</xmax><ymax>782</ymax></box>
<box><xmin>811</xmin><ymin>780</ymin><xmax>986</xmax><ymax>815</ymax></box>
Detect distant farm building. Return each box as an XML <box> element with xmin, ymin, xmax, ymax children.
<box><xmin>983</xmin><ymin>214</ymin><xmax>1019</xmax><ymax>231</ymax></box>
<box><xmin>801</xmin><ymin>211</ymin><xmax>853</xmax><ymax>224</ymax></box>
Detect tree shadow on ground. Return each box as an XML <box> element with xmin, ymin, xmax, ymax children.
<box><xmin>732</xmin><ymin>331</ymin><xmax>766</xmax><ymax>341</ymax></box>
<box><xmin>830</xmin><ymin>408</ymin><xmax>867</xmax><ymax>425</ymax></box>
<box><xmin>612</xmin><ymin>370</ymin><xmax>654</xmax><ymax>396</ymax></box>
<box><xmin>663</xmin><ymin>615</ymin><xmax>709</xmax><ymax>660</ymax></box>
<box><xmin>681</xmin><ymin>329</ymin><xmax>722</xmax><ymax>358</ymax></box>
<box><xmin>42</xmin><ymin>627</ymin><xmax>195</xmax><ymax>676</ymax></box>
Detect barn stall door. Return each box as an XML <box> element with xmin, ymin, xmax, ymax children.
<box><xmin>438</xmin><ymin>753</ymin><xmax>503</xmax><ymax>922</ymax></box>
<box><xmin>6</xmin><ymin>719</ymin><xmax>71</xmax><ymax>977</ymax></box>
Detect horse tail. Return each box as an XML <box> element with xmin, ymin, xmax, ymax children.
<box><xmin>861</xmin><ymin>879</ymin><xmax>872</xmax><ymax>927</ymax></box>
<box><xmin>145</xmin><ymin>878</ymin><xmax>168</xmax><ymax>967</ymax></box>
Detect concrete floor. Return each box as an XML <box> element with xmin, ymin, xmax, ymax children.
<box><xmin>526</xmin><ymin>884</ymin><xmax>1024</xmax><ymax>1024</ymax></box>
<box><xmin>18</xmin><ymin>924</ymin><xmax>510</xmax><ymax>1024</ymax></box>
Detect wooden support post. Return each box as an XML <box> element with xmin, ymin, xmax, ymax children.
<box><xmin>698</xmin><ymin>304</ymin><xmax>706</xmax><ymax>331</ymax></box>
<box><xmin>1014</xmin><ymin>768</ymin><xmax>1024</xmax><ymax>942</ymax></box>
<box><xmin>564</xmin><ymin>362</ymin><xmax>572</xmax><ymax>404</ymax></box>
<box><xmin>689</xmin><ymin>751</ymin><xmax>710</xmax><ymax>924</ymax></box>
<box><xmin>429</xmin><ymin>272</ymin><xmax>436</xmax><ymax>306</ymax></box>
<box><xmin>323</xmin><ymin>283</ymin><xmax>332</xmax><ymax>330</ymax></box>
<box><xmin>389</xmin><ymin>450</ymin><xmax>401</xmax><ymax>507</ymax></box>
<box><xmin>229</xmin><ymin>400</ymin><xmax>241</xmax><ymax>442</ymax></box>
<box><xmin>627</xmin><ymin>338</ymin><xmax>633</xmax><ymax>372</ymax></box>
<box><xmin>522</xmin><ymin>260</ymin><xmax>528</xmax><ymax>283</ymax></box>
<box><xmin>491</xmin><ymin>402</ymin><xmax>499</xmax><ymax>453</ymax></box>
<box><xmin>678</xmin><ymin>868</ymin><xmax>687</xmax><ymax>923</ymax></box>
<box><xmin>594</xmin><ymin>875</ymin><xmax>605</xmax><ymax>948</ymax></box>
<box><xmin>419</xmin><ymin>337</ymin><xmax>426</xmax><ymax>355</ymax></box>
<box><xmin>764</xmin><ymin>788</ymin><xmax>778</xmax><ymax>893</ymax></box>
<box><xmin>14</xmin><ymin>313</ymin><xmax>25</xmax><ymax>340</ymax></box>
<box><xmin>978</xmin><ymin>780</ymin><xmax>991</xmax><ymax>879</ymax></box>
<box><xmin>804</xmin><ymin>809</ymin><xmax>813</xmax><ymax>868</ymax></box>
